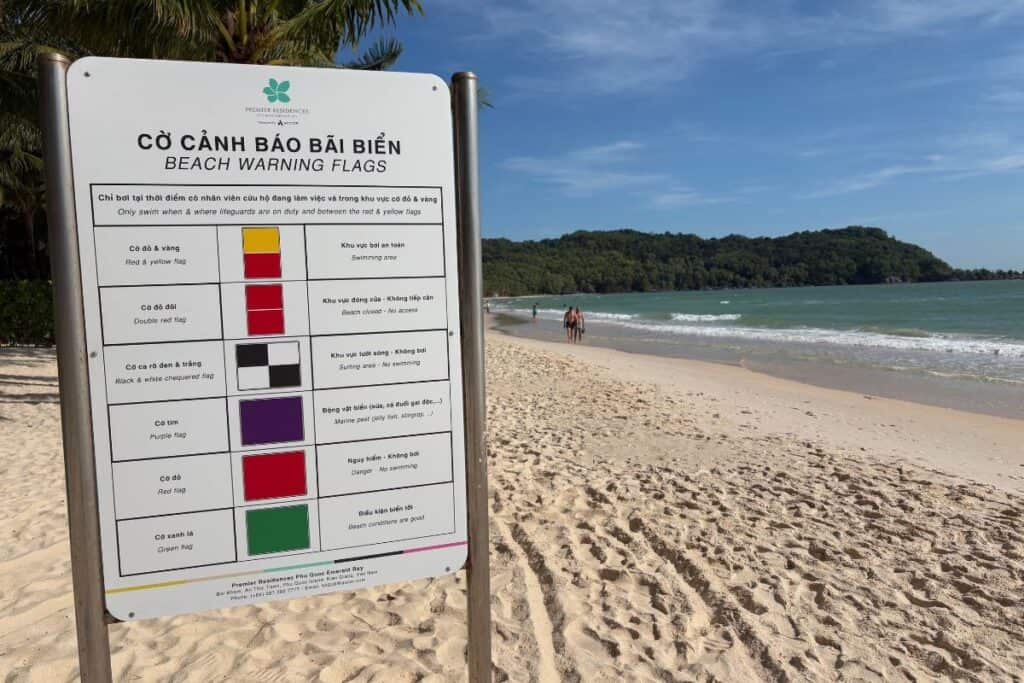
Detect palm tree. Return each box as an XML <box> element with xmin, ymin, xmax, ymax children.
<box><xmin>0</xmin><ymin>115</ymin><xmax>44</xmax><ymax>278</ymax></box>
<box><xmin>0</xmin><ymin>15</ymin><xmax>57</xmax><ymax>277</ymax></box>
<box><xmin>0</xmin><ymin>0</ymin><xmax>423</xmax><ymax>277</ymax></box>
<box><xmin>5</xmin><ymin>1</ymin><xmax>421</xmax><ymax>66</ymax></box>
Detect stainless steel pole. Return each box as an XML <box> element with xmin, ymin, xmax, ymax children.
<box><xmin>451</xmin><ymin>72</ymin><xmax>492</xmax><ymax>682</ymax></box>
<box><xmin>38</xmin><ymin>53</ymin><xmax>114</xmax><ymax>683</ymax></box>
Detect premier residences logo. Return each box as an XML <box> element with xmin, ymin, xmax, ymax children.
<box><xmin>246</xmin><ymin>76</ymin><xmax>309</xmax><ymax>126</ymax></box>
<box><xmin>262</xmin><ymin>78</ymin><xmax>291</xmax><ymax>103</ymax></box>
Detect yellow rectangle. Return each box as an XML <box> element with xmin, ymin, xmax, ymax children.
<box><xmin>242</xmin><ymin>227</ymin><xmax>280</xmax><ymax>254</ymax></box>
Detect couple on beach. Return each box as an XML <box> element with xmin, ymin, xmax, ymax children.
<box><xmin>563</xmin><ymin>306</ymin><xmax>585</xmax><ymax>344</ymax></box>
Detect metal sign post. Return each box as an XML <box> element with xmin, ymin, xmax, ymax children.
<box><xmin>38</xmin><ymin>53</ymin><xmax>115</xmax><ymax>683</ymax></box>
<box><xmin>451</xmin><ymin>72</ymin><xmax>492</xmax><ymax>682</ymax></box>
<box><xmin>38</xmin><ymin>54</ymin><xmax>490</xmax><ymax>681</ymax></box>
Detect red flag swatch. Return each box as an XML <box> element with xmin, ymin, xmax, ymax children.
<box><xmin>242</xmin><ymin>450</ymin><xmax>306</xmax><ymax>501</ymax></box>
<box><xmin>246</xmin><ymin>309</ymin><xmax>285</xmax><ymax>335</ymax></box>
<box><xmin>244</xmin><ymin>252</ymin><xmax>282</xmax><ymax>278</ymax></box>
<box><xmin>246</xmin><ymin>284</ymin><xmax>283</xmax><ymax>309</ymax></box>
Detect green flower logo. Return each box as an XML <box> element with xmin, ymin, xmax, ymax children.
<box><xmin>263</xmin><ymin>78</ymin><xmax>291</xmax><ymax>103</ymax></box>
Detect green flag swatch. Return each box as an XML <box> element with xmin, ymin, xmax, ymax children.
<box><xmin>246</xmin><ymin>504</ymin><xmax>310</xmax><ymax>555</ymax></box>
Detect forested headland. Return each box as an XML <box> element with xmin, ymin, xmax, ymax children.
<box><xmin>482</xmin><ymin>226</ymin><xmax>1021</xmax><ymax>296</ymax></box>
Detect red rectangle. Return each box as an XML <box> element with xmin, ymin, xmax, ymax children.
<box><xmin>242</xmin><ymin>451</ymin><xmax>306</xmax><ymax>501</ymax></box>
<box><xmin>244</xmin><ymin>252</ymin><xmax>282</xmax><ymax>279</ymax></box>
<box><xmin>245</xmin><ymin>283</ymin><xmax>283</xmax><ymax>310</ymax></box>
<box><xmin>247</xmin><ymin>308</ymin><xmax>285</xmax><ymax>335</ymax></box>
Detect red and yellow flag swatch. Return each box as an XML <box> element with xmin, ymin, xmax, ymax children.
<box><xmin>242</xmin><ymin>227</ymin><xmax>282</xmax><ymax>279</ymax></box>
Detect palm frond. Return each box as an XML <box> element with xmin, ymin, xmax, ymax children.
<box><xmin>270</xmin><ymin>0</ymin><xmax>420</xmax><ymax>55</ymax></box>
<box><xmin>477</xmin><ymin>84</ymin><xmax>494</xmax><ymax>109</ymax></box>
<box><xmin>6</xmin><ymin>0</ymin><xmax>220</xmax><ymax>60</ymax></box>
<box><xmin>0</xmin><ymin>112</ymin><xmax>45</xmax><ymax>212</ymax></box>
<box><xmin>342</xmin><ymin>37</ymin><xmax>402</xmax><ymax>70</ymax></box>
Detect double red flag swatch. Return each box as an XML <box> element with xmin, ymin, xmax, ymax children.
<box><xmin>245</xmin><ymin>283</ymin><xmax>285</xmax><ymax>335</ymax></box>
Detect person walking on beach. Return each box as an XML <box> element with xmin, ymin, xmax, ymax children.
<box><xmin>532</xmin><ymin>303</ymin><xmax>538</xmax><ymax>322</ymax></box>
<box><xmin>573</xmin><ymin>306</ymin><xmax>585</xmax><ymax>344</ymax></box>
<box><xmin>563</xmin><ymin>306</ymin><xmax>575</xmax><ymax>343</ymax></box>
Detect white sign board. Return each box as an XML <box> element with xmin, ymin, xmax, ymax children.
<box><xmin>66</xmin><ymin>57</ymin><xmax>467</xmax><ymax>620</ymax></box>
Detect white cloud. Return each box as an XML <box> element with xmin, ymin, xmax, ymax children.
<box><xmin>570</xmin><ymin>140</ymin><xmax>644</xmax><ymax>162</ymax></box>
<box><xmin>801</xmin><ymin>163</ymin><xmax>940</xmax><ymax>198</ymax></box>
<box><xmin>986</xmin><ymin>88</ymin><xmax>1024</xmax><ymax>108</ymax></box>
<box><xmin>864</xmin><ymin>0</ymin><xmax>1024</xmax><ymax>32</ymax></box>
<box><xmin>503</xmin><ymin>140</ymin><xmax>667</xmax><ymax>193</ymax></box>
<box><xmin>444</xmin><ymin>1</ymin><xmax>1024</xmax><ymax>94</ymax></box>
<box><xmin>502</xmin><ymin>139</ymin><xmax>727</xmax><ymax>208</ymax></box>
<box><xmin>651</xmin><ymin>186</ymin><xmax>724</xmax><ymax>208</ymax></box>
<box><xmin>952</xmin><ymin>153</ymin><xmax>1024</xmax><ymax>176</ymax></box>
<box><xmin>802</xmin><ymin>148</ymin><xmax>1024</xmax><ymax>197</ymax></box>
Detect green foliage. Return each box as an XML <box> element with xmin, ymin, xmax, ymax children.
<box><xmin>0</xmin><ymin>0</ymin><xmax>423</xmax><ymax>279</ymax></box>
<box><xmin>952</xmin><ymin>267</ymin><xmax>1023</xmax><ymax>281</ymax></box>
<box><xmin>481</xmin><ymin>226</ymin><xmax>1018</xmax><ymax>296</ymax></box>
<box><xmin>4</xmin><ymin>0</ymin><xmax>422</xmax><ymax>66</ymax></box>
<box><xmin>0</xmin><ymin>280</ymin><xmax>53</xmax><ymax>344</ymax></box>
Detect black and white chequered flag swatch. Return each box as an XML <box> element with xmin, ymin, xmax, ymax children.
<box><xmin>235</xmin><ymin>341</ymin><xmax>301</xmax><ymax>390</ymax></box>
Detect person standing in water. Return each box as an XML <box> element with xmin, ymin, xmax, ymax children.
<box><xmin>563</xmin><ymin>305</ymin><xmax>575</xmax><ymax>343</ymax></box>
<box><xmin>573</xmin><ymin>306</ymin><xmax>585</xmax><ymax>343</ymax></box>
<box><xmin>532</xmin><ymin>303</ymin><xmax>538</xmax><ymax>322</ymax></box>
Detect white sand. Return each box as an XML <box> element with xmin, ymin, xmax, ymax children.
<box><xmin>1</xmin><ymin>336</ymin><xmax>1022</xmax><ymax>681</ymax></box>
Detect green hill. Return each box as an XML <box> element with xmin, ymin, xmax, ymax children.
<box><xmin>482</xmin><ymin>226</ymin><xmax>1014</xmax><ymax>296</ymax></box>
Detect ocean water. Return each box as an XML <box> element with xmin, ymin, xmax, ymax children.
<box><xmin>491</xmin><ymin>281</ymin><xmax>1024</xmax><ymax>418</ymax></box>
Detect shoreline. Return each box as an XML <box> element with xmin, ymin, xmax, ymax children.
<box><xmin>487</xmin><ymin>317</ymin><xmax>1024</xmax><ymax>496</ymax></box>
<box><xmin>490</xmin><ymin>311</ymin><xmax>1024</xmax><ymax>421</ymax></box>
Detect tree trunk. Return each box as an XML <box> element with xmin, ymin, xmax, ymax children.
<box><xmin>23</xmin><ymin>208</ymin><xmax>38</xmax><ymax>279</ymax></box>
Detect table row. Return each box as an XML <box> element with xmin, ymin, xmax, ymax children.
<box><xmin>103</xmin><ymin>330</ymin><xmax>449</xmax><ymax>404</ymax></box>
<box><xmin>112</xmin><ymin>431</ymin><xmax>453</xmax><ymax>520</ymax></box>
<box><xmin>106</xmin><ymin>382</ymin><xmax>453</xmax><ymax>461</ymax></box>
<box><xmin>93</xmin><ymin>224</ymin><xmax>445</xmax><ymax>287</ymax></box>
<box><xmin>116</xmin><ymin>481</ymin><xmax>457</xmax><ymax>575</ymax></box>
<box><xmin>99</xmin><ymin>277</ymin><xmax>447</xmax><ymax>345</ymax></box>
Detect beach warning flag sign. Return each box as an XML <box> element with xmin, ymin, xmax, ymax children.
<box><xmin>242</xmin><ymin>227</ymin><xmax>282</xmax><ymax>279</ymax></box>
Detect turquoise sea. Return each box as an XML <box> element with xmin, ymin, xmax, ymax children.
<box><xmin>491</xmin><ymin>281</ymin><xmax>1024</xmax><ymax>418</ymax></box>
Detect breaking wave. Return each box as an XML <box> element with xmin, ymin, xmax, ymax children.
<box><xmin>670</xmin><ymin>313</ymin><xmax>742</xmax><ymax>322</ymax></box>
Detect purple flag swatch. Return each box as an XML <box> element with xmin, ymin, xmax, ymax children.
<box><xmin>239</xmin><ymin>396</ymin><xmax>304</xmax><ymax>446</ymax></box>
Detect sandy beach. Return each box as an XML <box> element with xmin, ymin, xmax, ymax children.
<box><xmin>1</xmin><ymin>332</ymin><xmax>1022</xmax><ymax>681</ymax></box>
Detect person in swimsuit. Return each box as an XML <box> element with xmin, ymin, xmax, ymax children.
<box><xmin>564</xmin><ymin>306</ymin><xmax>574</xmax><ymax>343</ymax></box>
<box><xmin>573</xmin><ymin>306</ymin><xmax>585</xmax><ymax>343</ymax></box>
<box><xmin>532</xmin><ymin>303</ymin><xmax>538</xmax><ymax>322</ymax></box>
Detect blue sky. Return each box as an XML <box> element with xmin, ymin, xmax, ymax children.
<box><xmin>355</xmin><ymin>1</ymin><xmax>1024</xmax><ymax>269</ymax></box>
